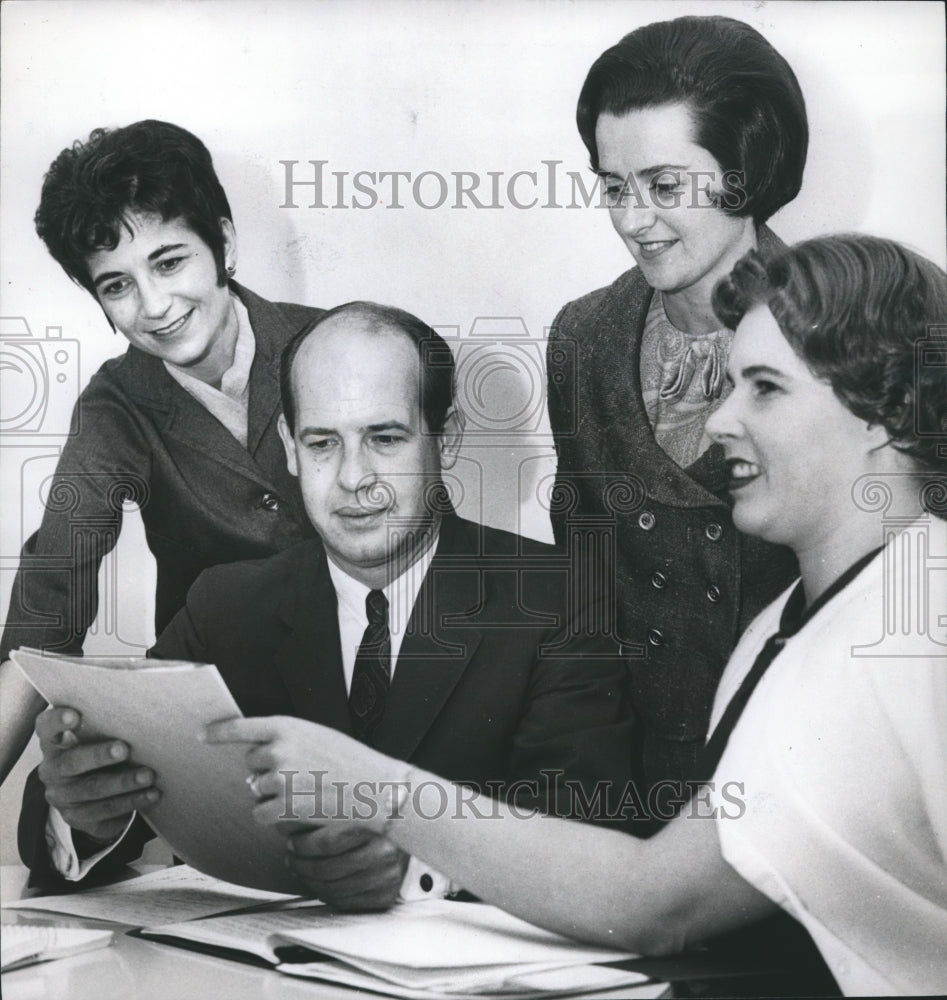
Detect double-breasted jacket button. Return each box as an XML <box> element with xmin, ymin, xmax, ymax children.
<box><xmin>260</xmin><ymin>492</ymin><xmax>281</xmax><ymax>511</ymax></box>
<box><xmin>705</xmin><ymin>522</ymin><xmax>723</xmax><ymax>542</ymax></box>
<box><xmin>651</xmin><ymin>572</ymin><xmax>667</xmax><ymax>589</ymax></box>
<box><xmin>419</xmin><ymin>873</ymin><xmax>434</xmax><ymax>892</ymax></box>
<box><xmin>638</xmin><ymin>511</ymin><xmax>656</xmax><ymax>531</ymax></box>
<box><xmin>647</xmin><ymin>628</ymin><xmax>665</xmax><ymax>647</ymax></box>
<box><xmin>706</xmin><ymin>585</ymin><xmax>721</xmax><ymax>603</ymax></box>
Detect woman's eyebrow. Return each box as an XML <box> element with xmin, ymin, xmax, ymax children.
<box><xmin>149</xmin><ymin>243</ymin><xmax>188</xmax><ymax>259</ymax></box>
<box><xmin>739</xmin><ymin>364</ymin><xmax>785</xmax><ymax>379</ymax></box>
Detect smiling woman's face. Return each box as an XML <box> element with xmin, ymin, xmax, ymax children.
<box><xmin>596</xmin><ymin>103</ymin><xmax>755</xmax><ymax>316</ymax></box>
<box><xmin>86</xmin><ymin>212</ymin><xmax>238</xmax><ymax>384</ymax></box>
<box><xmin>704</xmin><ymin>305</ymin><xmax>884</xmax><ymax>557</ymax></box>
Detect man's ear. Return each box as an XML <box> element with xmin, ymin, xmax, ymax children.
<box><xmin>438</xmin><ymin>407</ymin><xmax>465</xmax><ymax>470</ymax></box>
<box><xmin>277</xmin><ymin>413</ymin><xmax>299</xmax><ymax>477</ymax></box>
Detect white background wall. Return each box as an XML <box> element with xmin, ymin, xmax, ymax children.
<box><xmin>1</xmin><ymin>0</ymin><xmax>945</xmax><ymax>860</ymax></box>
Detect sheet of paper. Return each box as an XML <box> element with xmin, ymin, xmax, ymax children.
<box><xmin>325</xmin><ymin>953</ymin><xmax>650</xmax><ymax>992</ymax></box>
<box><xmin>278</xmin><ymin>959</ymin><xmax>666</xmax><ymax>1000</ymax></box>
<box><xmin>278</xmin><ymin>899</ymin><xmax>638</xmax><ymax>968</ymax></box>
<box><xmin>5</xmin><ymin>864</ymin><xmax>299</xmax><ymax>927</ymax></box>
<box><xmin>10</xmin><ymin>647</ymin><xmax>301</xmax><ymax>893</ymax></box>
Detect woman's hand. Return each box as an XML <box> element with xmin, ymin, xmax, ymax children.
<box><xmin>206</xmin><ymin>716</ymin><xmax>407</xmax><ymax>825</ymax></box>
<box><xmin>206</xmin><ymin>716</ymin><xmax>413</xmax><ymax>909</ymax></box>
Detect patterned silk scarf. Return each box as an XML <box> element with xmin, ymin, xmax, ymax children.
<box><xmin>640</xmin><ymin>291</ymin><xmax>733</xmax><ymax>467</ymax></box>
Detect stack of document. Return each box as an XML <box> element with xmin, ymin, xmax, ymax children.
<box><xmin>143</xmin><ymin>898</ymin><xmax>660</xmax><ymax>998</ymax></box>
<box><xmin>8</xmin><ymin>867</ymin><xmax>664</xmax><ymax>997</ymax></box>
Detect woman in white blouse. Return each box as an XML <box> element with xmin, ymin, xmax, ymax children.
<box><xmin>214</xmin><ymin>234</ymin><xmax>947</xmax><ymax>996</ymax></box>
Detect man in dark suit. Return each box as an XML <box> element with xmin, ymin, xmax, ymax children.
<box><xmin>21</xmin><ymin>302</ymin><xmax>633</xmax><ymax>907</ymax></box>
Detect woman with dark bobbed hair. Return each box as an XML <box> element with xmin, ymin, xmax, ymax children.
<box><xmin>220</xmin><ymin>234</ymin><xmax>947</xmax><ymax>996</ymax></box>
<box><xmin>546</xmin><ymin>15</ymin><xmax>809</xmax><ymax>823</ymax></box>
<box><xmin>0</xmin><ymin>121</ymin><xmax>322</xmax><ymax>783</ymax></box>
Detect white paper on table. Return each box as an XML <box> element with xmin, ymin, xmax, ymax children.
<box><xmin>278</xmin><ymin>959</ymin><xmax>665</xmax><ymax>1000</ymax></box>
<box><xmin>268</xmin><ymin>899</ymin><xmax>639</xmax><ymax>968</ymax></box>
<box><xmin>10</xmin><ymin>647</ymin><xmax>303</xmax><ymax>893</ymax></box>
<box><xmin>5</xmin><ymin>864</ymin><xmax>300</xmax><ymax>927</ymax></box>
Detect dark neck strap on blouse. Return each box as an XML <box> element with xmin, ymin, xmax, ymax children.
<box><xmin>697</xmin><ymin>544</ymin><xmax>884</xmax><ymax>783</ymax></box>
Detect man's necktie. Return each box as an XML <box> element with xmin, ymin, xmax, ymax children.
<box><xmin>349</xmin><ymin>589</ymin><xmax>391</xmax><ymax>744</ymax></box>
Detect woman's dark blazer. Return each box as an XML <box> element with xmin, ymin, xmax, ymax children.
<box><xmin>546</xmin><ymin>226</ymin><xmax>798</xmax><ymax>825</ymax></box>
<box><xmin>0</xmin><ymin>283</ymin><xmax>322</xmax><ymax>660</ymax></box>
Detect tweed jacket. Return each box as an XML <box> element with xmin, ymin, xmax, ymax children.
<box><xmin>1</xmin><ymin>284</ymin><xmax>322</xmax><ymax>660</ymax></box>
<box><xmin>546</xmin><ymin>227</ymin><xmax>799</xmax><ymax>822</ymax></box>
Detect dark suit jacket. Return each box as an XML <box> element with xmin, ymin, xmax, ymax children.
<box><xmin>19</xmin><ymin>513</ymin><xmax>634</xmax><ymax>882</ymax></box>
<box><xmin>546</xmin><ymin>228</ymin><xmax>799</xmax><ymax>826</ymax></box>
<box><xmin>1</xmin><ymin>284</ymin><xmax>321</xmax><ymax>661</ymax></box>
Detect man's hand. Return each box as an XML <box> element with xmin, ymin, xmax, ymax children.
<box><xmin>36</xmin><ymin>707</ymin><xmax>160</xmax><ymax>844</ymax></box>
<box><xmin>287</xmin><ymin>825</ymin><xmax>409</xmax><ymax>910</ymax></box>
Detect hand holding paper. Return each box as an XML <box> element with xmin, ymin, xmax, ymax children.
<box><xmin>36</xmin><ymin>705</ymin><xmax>160</xmax><ymax>843</ymax></box>
<box><xmin>12</xmin><ymin>649</ymin><xmax>306</xmax><ymax>893</ymax></box>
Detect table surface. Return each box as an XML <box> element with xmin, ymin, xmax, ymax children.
<box><xmin>1</xmin><ymin>865</ymin><xmax>667</xmax><ymax>1000</ymax></box>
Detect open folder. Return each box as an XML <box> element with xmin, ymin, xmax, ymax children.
<box><xmin>141</xmin><ymin>898</ymin><xmax>658</xmax><ymax>999</ymax></box>
<box><xmin>10</xmin><ymin>647</ymin><xmax>301</xmax><ymax>894</ymax></box>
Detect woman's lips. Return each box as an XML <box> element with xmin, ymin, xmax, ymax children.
<box><xmin>149</xmin><ymin>309</ymin><xmax>193</xmax><ymax>337</ymax></box>
<box><xmin>725</xmin><ymin>458</ymin><xmax>761</xmax><ymax>490</ymax></box>
<box><xmin>635</xmin><ymin>239</ymin><xmax>677</xmax><ymax>260</ymax></box>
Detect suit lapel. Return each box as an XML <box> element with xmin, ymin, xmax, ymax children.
<box><xmin>240</xmin><ymin>285</ymin><xmax>289</xmax><ymax>457</ymax></box>
<box><xmin>272</xmin><ymin>543</ymin><xmax>353</xmax><ymax>734</ymax></box>
<box><xmin>372</xmin><ymin>515</ymin><xmax>483</xmax><ymax>761</ymax></box>
<box><xmin>112</xmin><ymin>283</ymin><xmax>293</xmax><ymax>485</ymax></box>
<box><xmin>116</xmin><ymin>344</ymin><xmax>270</xmax><ymax>481</ymax></box>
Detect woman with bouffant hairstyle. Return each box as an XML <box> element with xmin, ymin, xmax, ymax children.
<box><xmin>547</xmin><ymin>14</ymin><xmax>809</xmax><ymax>827</ymax></box>
<box><xmin>714</xmin><ymin>233</ymin><xmax>947</xmax><ymax>473</ymax></box>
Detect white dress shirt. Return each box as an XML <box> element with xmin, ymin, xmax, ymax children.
<box><xmin>326</xmin><ymin>534</ymin><xmax>458</xmax><ymax>901</ymax></box>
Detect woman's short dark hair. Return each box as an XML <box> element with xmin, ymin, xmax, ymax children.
<box><xmin>713</xmin><ymin>234</ymin><xmax>947</xmax><ymax>472</ymax></box>
<box><xmin>577</xmin><ymin>15</ymin><xmax>808</xmax><ymax>224</ymax></box>
<box><xmin>280</xmin><ymin>302</ymin><xmax>456</xmax><ymax>437</ymax></box>
<box><xmin>34</xmin><ymin>119</ymin><xmax>233</xmax><ymax>294</ymax></box>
